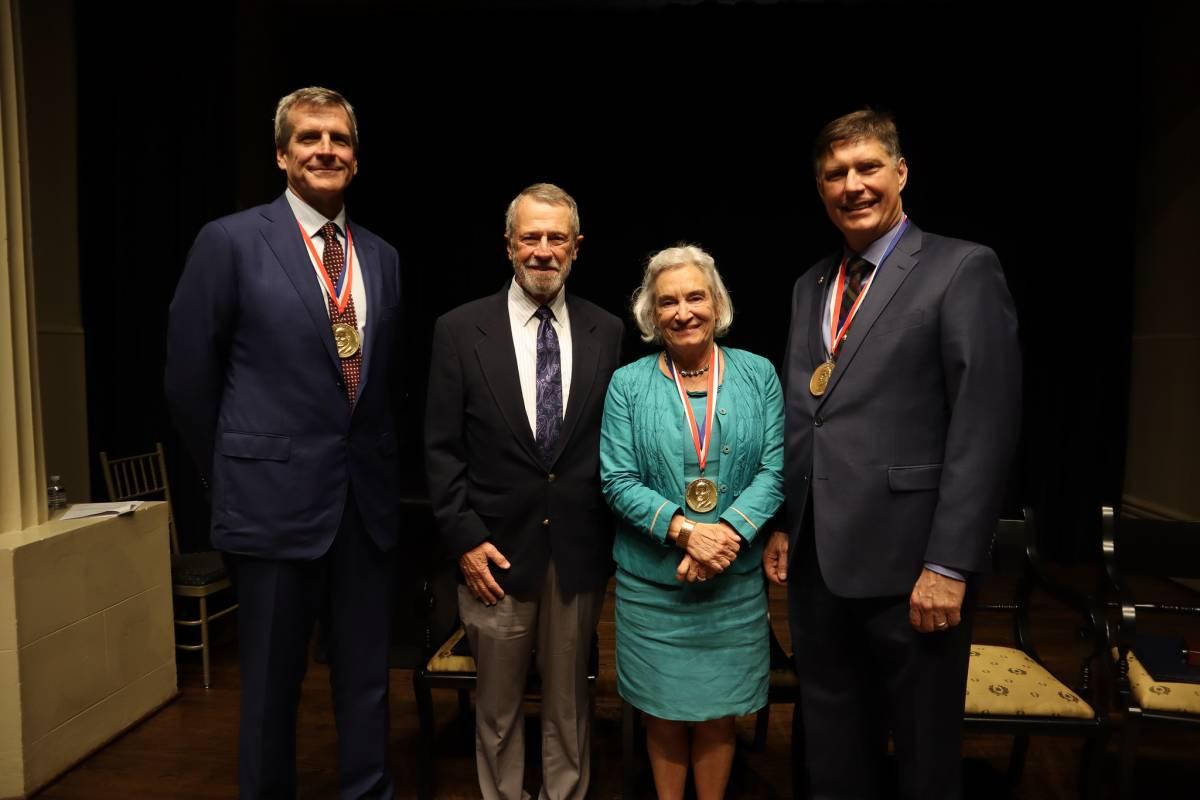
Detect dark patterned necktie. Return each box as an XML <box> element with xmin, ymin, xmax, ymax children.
<box><xmin>320</xmin><ymin>222</ymin><xmax>362</xmax><ymax>405</ymax></box>
<box><xmin>534</xmin><ymin>304</ymin><xmax>563</xmax><ymax>463</ymax></box>
<box><xmin>838</xmin><ymin>255</ymin><xmax>875</xmax><ymax>331</ymax></box>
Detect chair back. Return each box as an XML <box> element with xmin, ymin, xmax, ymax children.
<box><xmin>99</xmin><ymin>442</ymin><xmax>178</xmax><ymax>554</ymax></box>
<box><xmin>1102</xmin><ymin>506</ymin><xmax>1200</xmax><ymax>582</ymax></box>
<box><xmin>992</xmin><ymin>508</ymin><xmax>1035</xmax><ymax>577</ymax></box>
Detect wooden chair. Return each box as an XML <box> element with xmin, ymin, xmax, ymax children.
<box><xmin>411</xmin><ymin>573</ymin><xmax>600</xmax><ymax>800</ymax></box>
<box><xmin>963</xmin><ymin>507</ymin><xmax>1110</xmax><ymax>799</ymax></box>
<box><xmin>1100</xmin><ymin>505</ymin><xmax>1200</xmax><ymax>798</ymax></box>
<box><xmin>100</xmin><ymin>442</ymin><xmax>237</xmax><ymax>688</ymax></box>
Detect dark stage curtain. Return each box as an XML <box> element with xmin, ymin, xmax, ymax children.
<box><xmin>75</xmin><ymin>0</ymin><xmax>1134</xmax><ymax>574</ymax></box>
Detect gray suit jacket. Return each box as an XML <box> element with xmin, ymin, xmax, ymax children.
<box><xmin>781</xmin><ymin>223</ymin><xmax>1021</xmax><ymax>598</ymax></box>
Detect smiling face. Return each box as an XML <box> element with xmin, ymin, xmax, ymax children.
<box><xmin>506</xmin><ymin>197</ymin><xmax>581</xmax><ymax>304</ymax></box>
<box><xmin>816</xmin><ymin>136</ymin><xmax>908</xmax><ymax>253</ymax></box>
<box><xmin>654</xmin><ymin>263</ymin><xmax>717</xmax><ymax>358</ymax></box>
<box><xmin>275</xmin><ymin>102</ymin><xmax>358</xmax><ymax>215</ymax></box>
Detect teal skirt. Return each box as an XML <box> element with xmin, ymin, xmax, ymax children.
<box><xmin>615</xmin><ymin>566</ymin><xmax>769</xmax><ymax>721</ymax></box>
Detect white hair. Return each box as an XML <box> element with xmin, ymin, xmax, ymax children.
<box><xmin>631</xmin><ymin>244</ymin><xmax>734</xmax><ymax>343</ymax></box>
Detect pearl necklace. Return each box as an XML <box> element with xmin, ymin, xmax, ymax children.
<box><xmin>677</xmin><ymin>364</ymin><xmax>709</xmax><ymax>378</ymax></box>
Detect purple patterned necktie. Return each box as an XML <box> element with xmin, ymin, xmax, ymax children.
<box><xmin>534</xmin><ymin>304</ymin><xmax>563</xmax><ymax>463</ymax></box>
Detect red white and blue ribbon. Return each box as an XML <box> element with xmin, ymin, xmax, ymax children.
<box><xmin>297</xmin><ymin>220</ymin><xmax>356</xmax><ymax>314</ymax></box>
<box><xmin>668</xmin><ymin>345</ymin><xmax>720</xmax><ymax>473</ymax></box>
<box><xmin>828</xmin><ymin>215</ymin><xmax>909</xmax><ymax>358</ymax></box>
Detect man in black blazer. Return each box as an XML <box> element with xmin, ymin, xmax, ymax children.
<box><xmin>425</xmin><ymin>183</ymin><xmax>623</xmax><ymax>800</ymax></box>
<box><xmin>166</xmin><ymin>87</ymin><xmax>402</xmax><ymax>799</ymax></box>
<box><xmin>763</xmin><ymin>110</ymin><xmax>1021</xmax><ymax>799</ymax></box>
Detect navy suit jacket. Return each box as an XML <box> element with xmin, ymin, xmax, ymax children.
<box><xmin>424</xmin><ymin>288</ymin><xmax>623</xmax><ymax>597</ymax></box>
<box><xmin>166</xmin><ymin>193</ymin><xmax>403</xmax><ymax>559</ymax></box>
<box><xmin>781</xmin><ymin>223</ymin><xmax>1021</xmax><ymax>598</ymax></box>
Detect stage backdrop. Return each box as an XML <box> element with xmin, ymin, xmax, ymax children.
<box><xmin>74</xmin><ymin>0</ymin><xmax>1135</xmax><ymax>565</ymax></box>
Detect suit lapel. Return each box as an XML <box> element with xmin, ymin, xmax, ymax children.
<box><xmin>808</xmin><ymin>256</ymin><xmax>839</xmax><ymax>369</ymax></box>
<box><xmin>547</xmin><ymin>297</ymin><xmax>597</xmax><ymax>466</ymax></box>
<box><xmin>817</xmin><ymin>224</ymin><xmax>923</xmax><ymax>407</ymax></box>
<box><xmin>353</xmin><ymin>229</ymin><xmax>383</xmax><ymax>399</ymax></box>
<box><xmin>260</xmin><ymin>194</ymin><xmax>341</xmax><ymax>374</ymax></box>
<box><xmin>475</xmin><ymin>290</ymin><xmax>542</xmax><ymax>464</ymax></box>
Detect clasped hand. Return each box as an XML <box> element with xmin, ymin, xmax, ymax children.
<box><xmin>675</xmin><ymin>522</ymin><xmax>741</xmax><ymax>583</ymax></box>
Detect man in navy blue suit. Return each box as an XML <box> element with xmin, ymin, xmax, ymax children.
<box><xmin>166</xmin><ymin>86</ymin><xmax>403</xmax><ymax>799</ymax></box>
<box><xmin>764</xmin><ymin>110</ymin><xmax>1021</xmax><ymax>799</ymax></box>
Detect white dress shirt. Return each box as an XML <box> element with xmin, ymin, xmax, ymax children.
<box><xmin>508</xmin><ymin>277</ymin><xmax>572</xmax><ymax>435</ymax></box>
<box><xmin>286</xmin><ymin>189</ymin><xmax>368</xmax><ymax>338</ymax></box>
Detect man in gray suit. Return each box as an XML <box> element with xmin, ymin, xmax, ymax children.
<box><xmin>763</xmin><ymin>110</ymin><xmax>1021</xmax><ymax>799</ymax></box>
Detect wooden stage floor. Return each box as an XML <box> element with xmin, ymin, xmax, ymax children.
<box><xmin>33</xmin><ymin>575</ymin><xmax>1199</xmax><ymax>799</ymax></box>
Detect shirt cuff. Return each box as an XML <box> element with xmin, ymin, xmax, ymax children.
<box><xmin>924</xmin><ymin>562</ymin><xmax>966</xmax><ymax>581</ymax></box>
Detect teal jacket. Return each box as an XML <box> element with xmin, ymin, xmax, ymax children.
<box><xmin>600</xmin><ymin>347</ymin><xmax>785</xmax><ymax>585</ymax></box>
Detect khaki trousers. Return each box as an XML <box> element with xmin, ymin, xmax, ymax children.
<box><xmin>458</xmin><ymin>561</ymin><xmax>605</xmax><ymax>800</ymax></box>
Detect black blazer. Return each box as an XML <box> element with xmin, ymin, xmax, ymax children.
<box><xmin>424</xmin><ymin>287</ymin><xmax>624</xmax><ymax>597</ymax></box>
<box><xmin>780</xmin><ymin>223</ymin><xmax>1021</xmax><ymax>598</ymax></box>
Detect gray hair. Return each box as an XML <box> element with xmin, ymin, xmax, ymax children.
<box><xmin>274</xmin><ymin>86</ymin><xmax>359</xmax><ymax>152</ymax></box>
<box><xmin>631</xmin><ymin>244</ymin><xmax>734</xmax><ymax>343</ymax></box>
<box><xmin>504</xmin><ymin>183</ymin><xmax>581</xmax><ymax>238</ymax></box>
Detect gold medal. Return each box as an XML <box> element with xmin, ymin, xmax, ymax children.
<box><xmin>809</xmin><ymin>360</ymin><xmax>834</xmax><ymax>397</ymax></box>
<box><xmin>332</xmin><ymin>323</ymin><xmax>361</xmax><ymax>358</ymax></box>
<box><xmin>685</xmin><ymin>477</ymin><xmax>718</xmax><ymax>513</ymax></box>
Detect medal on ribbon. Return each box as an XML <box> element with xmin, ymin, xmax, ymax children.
<box><xmin>297</xmin><ymin>220</ymin><xmax>360</xmax><ymax>358</ymax></box>
<box><xmin>809</xmin><ymin>216</ymin><xmax>910</xmax><ymax>397</ymax></box>
<box><xmin>668</xmin><ymin>346</ymin><xmax>720</xmax><ymax>513</ymax></box>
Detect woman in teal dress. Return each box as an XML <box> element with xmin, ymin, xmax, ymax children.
<box><xmin>600</xmin><ymin>244</ymin><xmax>784</xmax><ymax>799</ymax></box>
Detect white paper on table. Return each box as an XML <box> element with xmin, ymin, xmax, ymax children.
<box><xmin>60</xmin><ymin>501</ymin><xmax>144</xmax><ymax>520</ymax></box>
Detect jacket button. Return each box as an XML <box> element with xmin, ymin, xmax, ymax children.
<box><xmin>719</xmin><ymin>484</ymin><xmax>728</xmax><ymax>493</ymax></box>
<box><xmin>548</xmin><ymin>473</ymin><xmax>556</xmax><ymax>482</ymax></box>
<box><xmin>814</xmin><ymin>416</ymin><xmax>824</xmax><ymax>427</ymax></box>
<box><xmin>722</xmin><ymin>446</ymin><xmax>731</xmax><ymax>454</ymax></box>
<box><xmin>542</xmin><ymin>518</ymin><xmax>551</xmax><ymax>526</ymax></box>
<box><xmin>719</xmin><ymin>408</ymin><xmax>727</xmax><ymax>415</ymax></box>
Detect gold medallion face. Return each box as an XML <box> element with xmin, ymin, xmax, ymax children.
<box><xmin>809</xmin><ymin>360</ymin><xmax>834</xmax><ymax>397</ymax></box>
<box><xmin>332</xmin><ymin>323</ymin><xmax>361</xmax><ymax>358</ymax></box>
<box><xmin>685</xmin><ymin>478</ymin><xmax>718</xmax><ymax>513</ymax></box>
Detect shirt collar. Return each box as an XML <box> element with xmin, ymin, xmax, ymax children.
<box><xmin>845</xmin><ymin>214</ymin><xmax>907</xmax><ymax>267</ymax></box>
<box><xmin>508</xmin><ymin>276</ymin><xmax>567</xmax><ymax>325</ymax></box>
<box><xmin>285</xmin><ymin>188</ymin><xmax>347</xmax><ymax>238</ymax></box>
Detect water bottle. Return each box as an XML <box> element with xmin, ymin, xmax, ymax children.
<box><xmin>47</xmin><ymin>474</ymin><xmax>67</xmax><ymax>510</ymax></box>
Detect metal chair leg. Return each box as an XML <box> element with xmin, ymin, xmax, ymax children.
<box><xmin>199</xmin><ymin>595</ymin><xmax>211</xmax><ymax>689</ymax></box>
<box><xmin>623</xmin><ymin>701</ymin><xmax>638</xmax><ymax>800</ymax></box>
<box><xmin>1079</xmin><ymin>732</ymin><xmax>1105</xmax><ymax>800</ymax></box>
<box><xmin>1005</xmin><ymin>733</ymin><xmax>1029</xmax><ymax>791</ymax></box>
<box><xmin>1119</xmin><ymin>710</ymin><xmax>1140</xmax><ymax>799</ymax></box>
<box><xmin>413</xmin><ymin>670</ymin><xmax>436</xmax><ymax>800</ymax></box>
<box><xmin>790</xmin><ymin>700</ymin><xmax>806</xmax><ymax>799</ymax></box>
<box><xmin>753</xmin><ymin>704</ymin><xmax>770</xmax><ymax>751</ymax></box>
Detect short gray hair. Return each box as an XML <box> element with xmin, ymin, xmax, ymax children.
<box><xmin>631</xmin><ymin>244</ymin><xmax>734</xmax><ymax>344</ymax></box>
<box><xmin>504</xmin><ymin>183</ymin><xmax>581</xmax><ymax>238</ymax></box>
<box><xmin>274</xmin><ymin>86</ymin><xmax>359</xmax><ymax>152</ymax></box>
